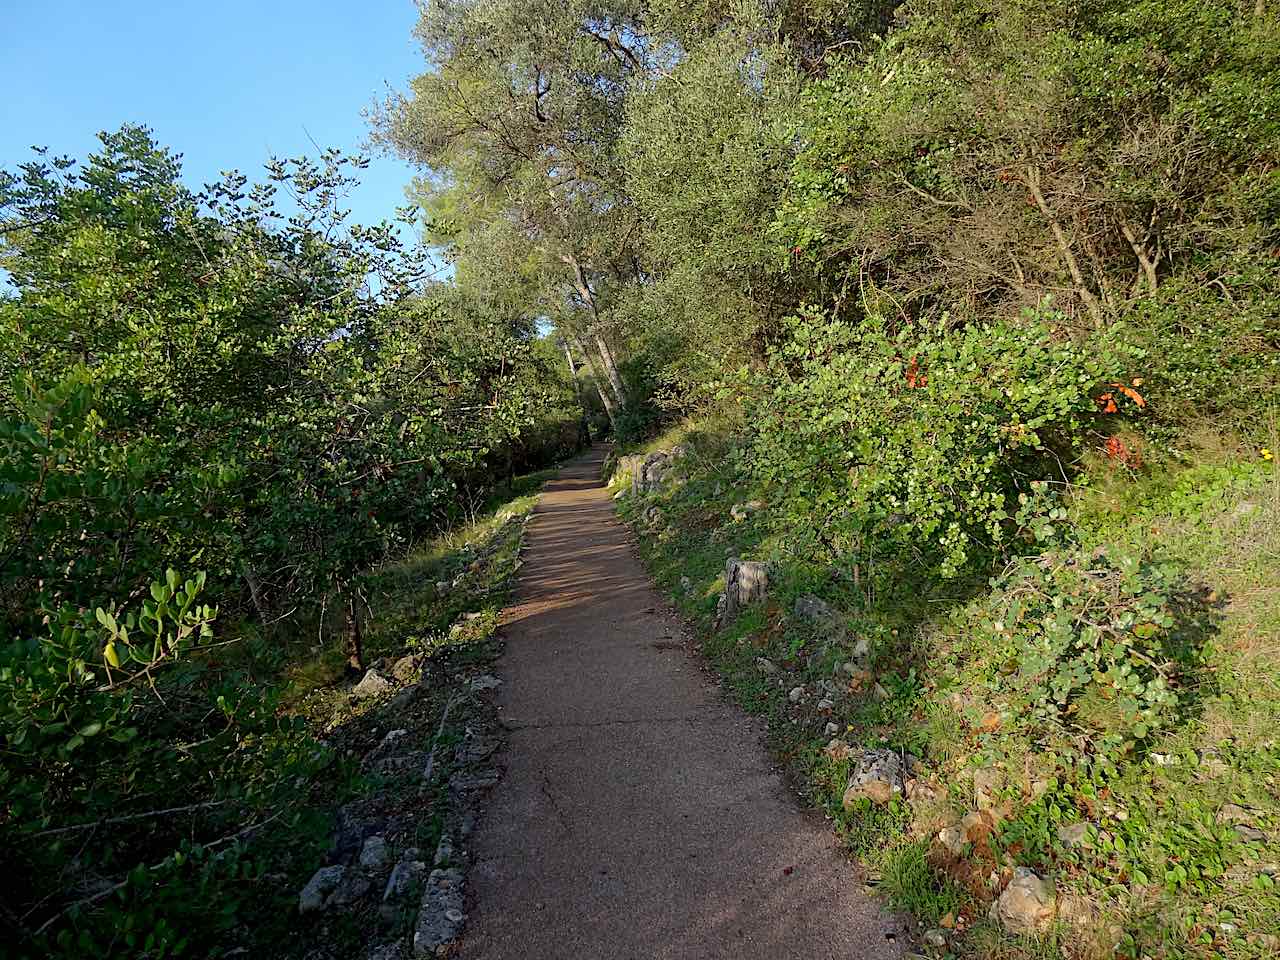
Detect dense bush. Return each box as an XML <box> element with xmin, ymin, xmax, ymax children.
<box><xmin>745</xmin><ymin>307</ymin><xmax>1138</xmax><ymax>577</ymax></box>
<box><xmin>0</xmin><ymin>127</ymin><xmax>581</xmax><ymax>955</ymax></box>
<box><xmin>948</xmin><ymin>543</ymin><xmax>1213</xmax><ymax>770</ymax></box>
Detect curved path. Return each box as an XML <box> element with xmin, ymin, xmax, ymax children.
<box><xmin>458</xmin><ymin>445</ymin><xmax>906</xmax><ymax>959</ymax></box>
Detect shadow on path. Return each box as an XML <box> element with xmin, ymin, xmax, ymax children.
<box><xmin>458</xmin><ymin>445</ymin><xmax>908</xmax><ymax>960</ymax></box>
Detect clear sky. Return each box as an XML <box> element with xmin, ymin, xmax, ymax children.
<box><xmin>1</xmin><ymin>0</ymin><xmax>424</xmax><ymax>233</ymax></box>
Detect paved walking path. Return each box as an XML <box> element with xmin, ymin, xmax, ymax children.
<box><xmin>458</xmin><ymin>445</ymin><xmax>906</xmax><ymax>959</ymax></box>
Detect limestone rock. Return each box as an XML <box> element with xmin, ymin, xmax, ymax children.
<box><xmin>938</xmin><ymin>826</ymin><xmax>966</xmax><ymax>855</ymax></box>
<box><xmin>1057</xmin><ymin>822</ymin><xmax>1089</xmax><ymax>847</ymax></box>
<box><xmin>353</xmin><ymin>669</ymin><xmax>393</xmax><ymax>699</ymax></box>
<box><xmin>788</xmin><ymin>686</ymin><xmax>805</xmax><ymax>703</ymax></box>
<box><xmin>299</xmin><ymin>864</ymin><xmax>346</xmax><ymax>913</ymax></box>
<box><xmin>730</xmin><ymin>499</ymin><xmax>764</xmax><ymax>522</ymax></box>
<box><xmin>988</xmin><ymin>867</ymin><xmax>1056</xmax><ymax>935</ymax></box>
<box><xmin>972</xmin><ymin>765</ymin><xmax>1001</xmax><ymax>810</ymax></box>
<box><xmin>360</xmin><ymin>836</ymin><xmax>391</xmax><ymax>872</ymax></box>
<box><xmin>794</xmin><ymin>594</ymin><xmax>835</xmax><ymax>623</ymax></box>
<box><xmin>755</xmin><ymin>656</ymin><xmax>778</xmax><ymax>674</ymax></box>
<box><xmin>922</xmin><ymin>929</ymin><xmax>948</xmax><ymax>948</ymax></box>
<box><xmin>384</xmin><ymin>859</ymin><xmax>428</xmax><ymax>901</ymax></box>
<box><xmin>413</xmin><ymin>867</ymin><xmax>466</xmax><ymax>957</ymax></box>
<box><xmin>392</xmin><ymin>655</ymin><xmax>421</xmax><ymax>682</ymax></box>
<box><xmin>842</xmin><ymin>749</ymin><xmax>907</xmax><ymax>807</ymax></box>
<box><xmin>715</xmin><ymin>557</ymin><xmax>769</xmax><ymax>624</ymax></box>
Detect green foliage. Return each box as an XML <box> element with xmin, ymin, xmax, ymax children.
<box><xmin>746</xmin><ymin>307</ymin><xmax>1129</xmax><ymax>577</ymax></box>
<box><xmin>955</xmin><ymin>544</ymin><xmax>1213</xmax><ymax>767</ymax></box>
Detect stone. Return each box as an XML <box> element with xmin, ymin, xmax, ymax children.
<box><xmin>352</xmin><ymin>669</ymin><xmax>393</xmax><ymax>699</ymax></box>
<box><xmin>794</xmin><ymin>594</ymin><xmax>836</xmax><ymax>623</ymax></box>
<box><xmin>392</xmin><ymin>655</ymin><xmax>421</xmax><ymax>682</ymax></box>
<box><xmin>299</xmin><ymin>864</ymin><xmax>346</xmax><ymax>913</ymax></box>
<box><xmin>938</xmin><ymin>826</ymin><xmax>965</xmax><ymax>855</ymax></box>
<box><xmin>1235</xmin><ymin>824</ymin><xmax>1267</xmax><ymax>843</ymax></box>
<box><xmin>922</xmin><ymin>929</ymin><xmax>948</xmax><ymax>948</ymax></box>
<box><xmin>788</xmin><ymin>685</ymin><xmax>805</xmax><ymax>703</ymax></box>
<box><xmin>825</xmin><ymin>721</ymin><xmax>840</xmax><ymax>736</ymax></box>
<box><xmin>988</xmin><ymin>867</ymin><xmax>1055</xmax><ymax>935</ymax></box>
<box><xmin>972</xmin><ymin>766</ymin><xmax>1001</xmax><ymax>810</ymax></box>
<box><xmin>413</xmin><ymin>867</ymin><xmax>466</xmax><ymax>957</ymax></box>
<box><xmin>469</xmin><ymin>674</ymin><xmax>502</xmax><ymax>692</ymax></box>
<box><xmin>680</xmin><ymin>576</ymin><xmax>692</xmax><ymax>591</ymax></box>
<box><xmin>1216</xmin><ymin>802</ymin><xmax>1256</xmax><ymax>825</ymax></box>
<box><xmin>730</xmin><ymin>499</ymin><xmax>764</xmax><ymax>522</ymax></box>
<box><xmin>1057</xmin><ymin>822</ymin><xmax>1090</xmax><ymax>847</ymax></box>
<box><xmin>754</xmin><ymin>657</ymin><xmax>778</xmax><ymax>674</ymax></box>
<box><xmin>329</xmin><ymin>873</ymin><xmax>372</xmax><ymax>906</ymax></box>
<box><xmin>360</xmin><ymin>836</ymin><xmax>391</xmax><ymax>872</ymax></box>
<box><xmin>715</xmin><ymin>558</ymin><xmax>769</xmax><ymax>624</ymax></box>
<box><xmin>435</xmin><ymin>580</ymin><xmax>450</xmax><ymax>593</ymax></box>
<box><xmin>816</xmin><ymin>698</ymin><xmax>834</xmax><ymax>712</ymax></box>
<box><xmin>842</xmin><ymin>749</ymin><xmax>908</xmax><ymax>807</ymax></box>
<box><xmin>384</xmin><ymin>859</ymin><xmax>427</xmax><ymax>901</ymax></box>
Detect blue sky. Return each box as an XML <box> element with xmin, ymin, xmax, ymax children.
<box><xmin>2</xmin><ymin>0</ymin><xmax>425</xmax><ymax>234</ymax></box>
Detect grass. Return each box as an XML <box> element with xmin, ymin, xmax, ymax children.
<box><xmin>612</xmin><ymin>418</ymin><xmax>1280</xmax><ymax>960</ymax></box>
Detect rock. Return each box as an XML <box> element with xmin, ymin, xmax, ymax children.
<box><xmin>730</xmin><ymin>500</ymin><xmax>764</xmax><ymax>522</ymax></box>
<box><xmin>938</xmin><ymin>826</ymin><xmax>965</xmax><ymax>855</ymax></box>
<box><xmin>329</xmin><ymin>873</ymin><xmax>372</xmax><ymax>906</ymax></box>
<box><xmin>1057</xmin><ymin>822</ymin><xmax>1090</xmax><ymax>847</ymax></box>
<box><xmin>988</xmin><ymin>867</ymin><xmax>1055</xmax><ymax>935</ymax></box>
<box><xmin>367</xmin><ymin>944</ymin><xmax>405</xmax><ymax>960</ymax></box>
<box><xmin>299</xmin><ymin>864</ymin><xmax>346</xmax><ymax>913</ymax></box>
<box><xmin>788</xmin><ymin>685</ymin><xmax>805</xmax><ymax>703</ymax></box>
<box><xmin>392</xmin><ymin>655</ymin><xmax>421</xmax><ymax>682</ymax></box>
<box><xmin>905</xmin><ymin>779</ymin><xmax>937</xmax><ymax>801</ymax></box>
<box><xmin>352</xmin><ymin>669</ymin><xmax>393</xmax><ymax>699</ymax></box>
<box><xmin>824</xmin><ymin>721</ymin><xmax>840</xmax><ymax>737</ymax></box>
<box><xmin>360</xmin><ymin>836</ymin><xmax>391</xmax><ymax>872</ymax></box>
<box><xmin>872</xmin><ymin>682</ymin><xmax>890</xmax><ymax>701</ymax></box>
<box><xmin>755</xmin><ymin>657</ymin><xmax>778</xmax><ymax>675</ymax></box>
<box><xmin>413</xmin><ymin>867</ymin><xmax>466</xmax><ymax>957</ymax></box>
<box><xmin>794</xmin><ymin>594</ymin><xmax>835</xmax><ymax>622</ymax></box>
<box><xmin>680</xmin><ymin>576</ymin><xmax>692</xmax><ymax>591</ymax></box>
<box><xmin>715</xmin><ymin>558</ymin><xmax>769</xmax><ymax>624</ymax></box>
<box><xmin>470</xmin><ymin>674</ymin><xmax>502</xmax><ymax>692</ymax></box>
<box><xmin>842</xmin><ymin>749</ymin><xmax>908</xmax><ymax>807</ymax></box>
<box><xmin>922</xmin><ymin>929</ymin><xmax>948</xmax><ymax>948</ymax></box>
<box><xmin>851</xmin><ymin>636</ymin><xmax>871</xmax><ymax>662</ymax></box>
<box><xmin>384</xmin><ymin>859</ymin><xmax>427</xmax><ymax>901</ymax></box>
<box><xmin>816</xmin><ymin>698</ymin><xmax>834</xmax><ymax>712</ymax></box>
<box><xmin>631</xmin><ymin>451</ymin><xmax>675</xmax><ymax>496</ymax></box>
<box><xmin>972</xmin><ymin>766</ymin><xmax>1001</xmax><ymax>810</ymax></box>
<box><xmin>1235</xmin><ymin>824</ymin><xmax>1268</xmax><ymax>843</ymax></box>
<box><xmin>435</xmin><ymin>580</ymin><xmax>450</xmax><ymax>593</ymax></box>
<box><xmin>1217</xmin><ymin>803</ymin><xmax>1256</xmax><ymax>825</ymax></box>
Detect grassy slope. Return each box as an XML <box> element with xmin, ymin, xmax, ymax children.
<box><xmin>613</xmin><ymin>421</ymin><xmax>1279</xmax><ymax>960</ymax></box>
<box><xmin>215</xmin><ymin>470</ymin><xmax>553</xmax><ymax>958</ymax></box>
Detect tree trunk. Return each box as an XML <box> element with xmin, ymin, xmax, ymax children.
<box><xmin>562</xmin><ymin>340</ymin><xmax>592</xmax><ymax>445</ymax></box>
<box><xmin>1025</xmin><ymin>166</ymin><xmax>1104</xmax><ymax>328</ymax></box>
<box><xmin>344</xmin><ymin>593</ymin><xmax>364</xmax><ymax>673</ymax></box>
<box><xmin>562</xmin><ymin>253</ymin><xmax>628</xmax><ymax>406</ymax></box>
<box><xmin>592</xmin><ymin>330</ymin><xmax>628</xmax><ymax>410</ymax></box>
<box><xmin>571</xmin><ymin>332</ymin><xmax>619</xmax><ymax>431</ymax></box>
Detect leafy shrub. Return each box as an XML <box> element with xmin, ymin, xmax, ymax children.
<box><xmin>946</xmin><ymin>543</ymin><xmax>1216</xmax><ymax>770</ymax></box>
<box><xmin>745</xmin><ymin>307</ymin><xmax>1137</xmax><ymax>577</ymax></box>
